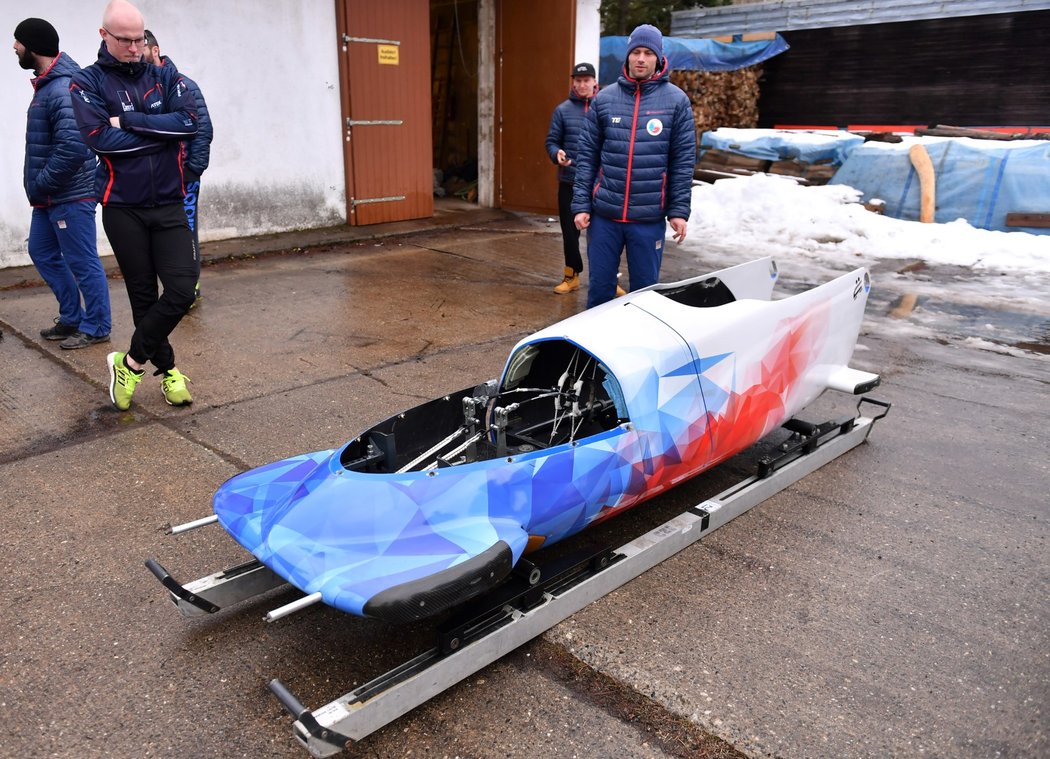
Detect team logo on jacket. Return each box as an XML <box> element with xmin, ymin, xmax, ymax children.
<box><xmin>646</xmin><ymin>118</ymin><xmax>663</xmax><ymax>136</ymax></box>
<box><xmin>118</xmin><ymin>90</ymin><xmax>135</xmax><ymax>112</ymax></box>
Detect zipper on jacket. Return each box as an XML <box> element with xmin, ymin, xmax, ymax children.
<box><xmin>621</xmin><ymin>84</ymin><xmax>642</xmax><ymax>221</ymax></box>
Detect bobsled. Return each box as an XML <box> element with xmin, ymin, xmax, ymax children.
<box><xmin>214</xmin><ymin>257</ymin><xmax>878</xmax><ymax>623</ymax></box>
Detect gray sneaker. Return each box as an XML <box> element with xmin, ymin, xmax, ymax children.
<box><xmin>60</xmin><ymin>331</ymin><xmax>111</xmax><ymax>350</ymax></box>
<box><xmin>41</xmin><ymin>319</ymin><xmax>79</xmax><ymax>340</ymax></box>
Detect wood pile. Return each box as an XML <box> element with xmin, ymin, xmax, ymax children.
<box><xmin>693</xmin><ymin>149</ymin><xmax>838</xmax><ymax>187</ymax></box>
<box><xmin>692</xmin><ymin>149</ymin><xmax>769</xmax><ymax>184</ymax></box>
<box><xmin>769</xmin><ymin>158</ymin><xmax>837</xmax><ymax>183</ymax></box>
<box><xmin>673</xmin><ymin>66</ymin><xmax>837</xmax><ymax>186</ymax></box>
<box><xmin>671</xmin><ymin>66</ymin><xmax>762</xmax><ymax>143</ymax></box>
<box><xmin>692</xmin><ymin>147</ymin><xmax>838</xmax><ymax>186</ymax></box>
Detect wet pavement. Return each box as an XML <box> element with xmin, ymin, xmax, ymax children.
<box><xmin>0</xmin><ymin>202</ymin><xmax>1047</xmax><ymax>758</ymax></box>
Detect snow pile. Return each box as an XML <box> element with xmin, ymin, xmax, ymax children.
<box><xmin>685</xmin><ymin>174</ymin><xmax>1050</xmax><ymax>273</ymax></box>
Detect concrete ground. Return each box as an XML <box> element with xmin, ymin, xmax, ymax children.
<box><xmin>0</xmin><ymin>202</ymin><xmax>1046</xmax><ymax>759</ymax></box>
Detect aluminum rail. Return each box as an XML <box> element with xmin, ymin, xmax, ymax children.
<box><xmin>282</xmin><ymin>407</ymin><xmax>886</xmax><ymax>757</ymax></box>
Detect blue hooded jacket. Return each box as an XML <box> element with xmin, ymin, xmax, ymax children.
<box><xmin>23</xmin><ymin>52</ymin><xmax>96</xmax><ymax>208</ymax></box>
<box><xmin>71</xmin><ymin>42</ymin><xmax>197</xmax><ymax>207</ymax></box>
<box><xmin>159</xmin><ymin>55</ymin><xmax>212</xmax><ymax>178</ymax></box>
<box><xmin>571</xmin><ymin>59</ymin><xmax>696</xmax><ymax>223</ymax></box>
<box><xmin>545</xmin><ymin>87</ymin><xmax>595</xmax><ymax>184</ymax></box>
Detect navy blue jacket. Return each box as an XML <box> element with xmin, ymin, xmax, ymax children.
<box><xmin>571</xmin><ymin>60</ymin><xmax>696</xmax><ymax>223</ymax></box>
<box><xmin>23</xmin><ymin>52</ymin><xmax>96</xmax><ymax>208</ymax></box>
<box><xmin>546</xmin><ymin>88</ymin><xmax>594</xmax><ymax>184</ymax></box>
<box><xmin>160</xmin><ymin>55</ymin><xmax>212</xmax><ymax>179</ymax></box>
<box><xmin>71</xmin><ymin>42</ymin><xmax>198</xmax><ymax>207</ymax></box>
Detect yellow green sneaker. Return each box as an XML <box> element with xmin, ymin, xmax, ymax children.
<box><xmin>189</xmin><ymin>281</ymin><xmax>202</xmax><ymax>310</ymax></box>
<box><xmin>161</xmin><ymin>368</ymin><xmax>193</xmax><ymax>406</ymax></box>
<box><xmin>107</xmin><ymin>351</ymin><xmax>143</xmax><ymax>411</ymax></box>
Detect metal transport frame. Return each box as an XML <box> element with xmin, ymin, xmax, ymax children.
<box><xmin>146</xmin><ymin>398</ymin><xmax>889</xmax><ymax>757</ymax></box>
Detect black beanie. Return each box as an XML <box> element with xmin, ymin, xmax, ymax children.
<box><xmin>14</xmin><ymin>18</ymin><xmax>59</xmax><ymax>57</ymax></box>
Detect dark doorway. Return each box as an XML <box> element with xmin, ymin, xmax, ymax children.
<box><xmin>431</xmin><ymin>0</ymin><xmax>480</xmax><ymax>203</ymax></box>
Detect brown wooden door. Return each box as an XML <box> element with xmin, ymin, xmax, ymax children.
<box><xmin>497</xmin><ymin>0</ymin><xmax>575</xmax><ymax>214</ymax></box>
<box><xmin>337</xmin><ymin>0</ymin><xmax>434</xmax><ymax>225</ymax></box>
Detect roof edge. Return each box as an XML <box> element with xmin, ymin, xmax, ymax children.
<box><xmin>671</xmin><ymin>0</ymin><xmax>1050</xmax><ymax>37</ymax></box>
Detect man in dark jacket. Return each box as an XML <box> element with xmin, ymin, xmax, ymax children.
<box><xmin>14</xmin><ymin>17</ymin><xmax>112</xmax><ymax>350</ymax></box>
<box><xmin>71</xmin><ymin>0</ymin><xmax>198</xmax><ymax>411</ymax></box>
<box><xmin>143</xmin><ymin>28</ymin><xmax>212</xmax><ymax>306</ymax></box>
<box><xmin>545</xmin><ymin>62</ymin><xmax>597</xmax><ymax>295</ymax></box>
<box><xmin>571</xmin><ymin>24</ymin><xmax>697</xmax><ymax>308</ymax></box>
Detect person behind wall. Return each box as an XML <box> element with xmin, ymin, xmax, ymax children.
<box><xmin>571</xmin><ymin>24</ymin><xmax>696</xmax><ymax>309</ymax></box>
<box><xmin>544</xmin><ymin>61</ymin><xmax>597</xmax><ymax>295</ymax></box>
<box><xmin>13</xmin><ymin>17</ymin><xmax>112</xmax><ymax>350</ymax></box>
<box><xmin>71</xmin><ymin>0</ymin><xmax>199</xmax><ymax>411</ymax></box>
<box><xmin>142</xmin><ymin>28</ymin><xmax>212</xmax><ymax>308</ymax></box>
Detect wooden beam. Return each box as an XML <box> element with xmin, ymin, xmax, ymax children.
<box><xmin>709</xmin><ymin>32</ymin><xmax>778</xmax><ymax>43</ymax></box>
<box><xmin>908</xmin><ymin>144</ymin><xmax>936</xmax><ymax>223</ymax></box>
<box><xmin>1006</xmin><ymin>213</ymin><xmax>1050</xmax><ymax>228</ymax></box>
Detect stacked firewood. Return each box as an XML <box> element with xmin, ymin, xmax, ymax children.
<box><xmin>670</xmin><ymin>66</ymin><xmax>762</xmax><ymax>142</ymax></box>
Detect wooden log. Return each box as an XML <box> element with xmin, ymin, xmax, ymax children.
<box><xmin>908</xmin><ymin>144</ymin><xmax>936</xmax><ymax>223</ymax></box>
<box><xmin>695</xmin><ymin>168</ymin><xmax>757</xmax><ymax>183</ymax></box>
<box><xmin>698</xmin><ymin>149</ymin><xmax>770</xmax><ymax>171</ymax></box>
<box><xmin>916</xmin><ymin>125</ymin><xmax>1017</xmax><ymax>141</ymax></box>
<box><xmin>769</xmin><ymin>159</ymin><xmax>804</xmax><ymax>177</ymax></box>
<box><xmin>1005</xmin><ymin>212</ymin><xmax>1050</xmax><ymax>228</ymax></box>
<box><xmin>859</xmin><ymin>131</ymin><xmax>904</xmax><ymax>143</ymax></box>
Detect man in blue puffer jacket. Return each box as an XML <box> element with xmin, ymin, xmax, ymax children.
<box><xmin>545</xmin><ymin>62</ymin><xmax>597</xmax><ymax>295</ymax></box>
<box><xmin>15</xmin><ymin>17</ymin><xmax>112</xmax><ymax>350</ymax></box>
<box><xmin>571</xmin><ymin>24</ymin><xmax>697</xmax><ymax>308</ymax></box>
<box><xmin>71</xmin><ymin>0</ymin><xmax>198</xmax><ymax>411</ymax></box>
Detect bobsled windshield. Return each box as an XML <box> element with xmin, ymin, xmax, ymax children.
<box><xmin>500</xmin><ymin>338</ymin><xmax>628</xmax><ymax>424</ymax></box>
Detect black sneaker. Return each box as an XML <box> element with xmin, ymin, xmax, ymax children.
<box><xmin>41</xmin><ymin>319</ymin><xmax>79</xmax><ymax>341</ymax></box>
<box><xmin>59</xmin><ymin>331</ymin><xmax>111</xmax><ymax>350</ymax></box>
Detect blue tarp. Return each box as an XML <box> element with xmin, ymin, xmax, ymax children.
<box><xmin>700</xmin><ymin>128</ymin><xmax>864</xmax><ymax>166</ymax></box>
<box><xmin>830</xmin><ymin>139</ymin><xmax>1050</xmax><ymax>235</ymax></box>
<box><xmin>599</xmin><ymin>34</ymin><xmax>789</xmax><ymax>86</ymax></box>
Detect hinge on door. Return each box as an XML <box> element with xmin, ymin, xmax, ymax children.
<box><xmin>342</xmin><ymin>33</ymin><xmax>401</xmax><ymax>51</ymax></box>
<box><xmin>351</xmin><ymin>195</ymin><xmax>406</xmax><ymax>207</ymax></box>
<box><xmin>345</xmin><ymin>118</ymin><xmax>404</xmax><ymax>141</ymax></box>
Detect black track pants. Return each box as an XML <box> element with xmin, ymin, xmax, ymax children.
<box><xmin>102</xmin><ymin>204</ymin><xmax>197</xmax><ymax>372</ymax></box>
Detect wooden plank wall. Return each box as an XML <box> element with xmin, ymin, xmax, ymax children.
<box><xmin>757</xmin><ymin>10</ymin><xmax>1050</xmax><ymax>128</ymax></box>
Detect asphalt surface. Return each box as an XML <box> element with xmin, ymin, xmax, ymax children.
<box><xmin>0</xmin><ymin>202</ymin><xmax>1046</xmax><ymax>758</ymax></box>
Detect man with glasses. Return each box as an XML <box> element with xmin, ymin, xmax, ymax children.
<box><xmin>71</xmin><ymin>0</ymin><xmax>199</xmax><ymax>410</ymax></box>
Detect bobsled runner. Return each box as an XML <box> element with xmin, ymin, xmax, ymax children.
<box><xmin>207</xmin><ymin>257</ymin><xmax>879</xmax><ymax>624</ymax></box>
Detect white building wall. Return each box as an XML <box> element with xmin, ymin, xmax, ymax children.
<box><xmin>574</xmin><ymin>0</ymin><xmax>601</xmax><ymax>71</ymax></box>
<box><xmin>477</xmin><ymin>0</ymin><xmax>496</xmax><ymax>208</ymax></box>
<box><xmin>1</xmin><ymin>0</ymin><xmax>345</xmax><ymax>268</ymax></box>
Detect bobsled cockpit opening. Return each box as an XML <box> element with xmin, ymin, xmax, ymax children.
<box><xmin>654</xmin><ymin>276</ymin><xmax>736</xmax><ymax>308</ymax></box>
<box><xmin>337</xmin><ymin>340</ymin><xmax>626</xmax><ymax>475</ymax></box>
